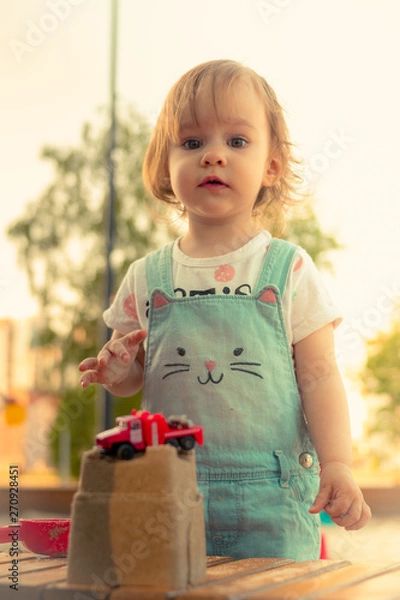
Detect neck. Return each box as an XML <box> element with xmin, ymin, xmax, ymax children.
<box><xmin>180</xmin><ymin>220</ymin><xmax>261</xmax><ymax>258</ymax></box>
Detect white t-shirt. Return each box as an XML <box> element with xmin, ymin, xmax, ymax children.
<box><xmin>103</xmin><ymin>230</ymin><xmax>342</xmax><ymax>351</ymax></box>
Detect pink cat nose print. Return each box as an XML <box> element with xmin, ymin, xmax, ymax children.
<box><xmin>205</xmin><ymin>360</ymin><xmax>216</xmax><ymax>372</ymax></box>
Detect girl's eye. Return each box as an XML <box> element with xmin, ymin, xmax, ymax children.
<box><xmin>183</xmin><ymin>139</ymin><xmax>201</xmax><ymax>150</ymax></box>
<box><xmin>229</xmin><ymin>137</ymin><xmax>247</xmax><ymax>148</ymax></box>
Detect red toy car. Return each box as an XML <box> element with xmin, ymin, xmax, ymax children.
<box><xmin>95</xmin><ymin>409</ymin><xmax>204</xmax><ymax>460</ymax></box>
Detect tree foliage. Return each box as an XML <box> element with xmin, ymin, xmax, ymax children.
<box><xmin>8</xmin><ymin>102</ymin><xmax>341</xmax><ymax>477</ymax></box>
<box><xmin>8</xmin><ymin>105</ymin><xmax>170</xmax><ymax>350</ymax></box>
<box><xmin>282</xmin><ymin>206</ymin><xmax>341</xmax><ymax>271</ymax></box>
<box><xmin>362</xmin><ymin>308</ymin><xmax>400</xmax><ymax>441</ymax></box>
<box><xmin>8</xmin><ymin>104</ymin><xmax>172</xmax><ymax>476</ymax></box>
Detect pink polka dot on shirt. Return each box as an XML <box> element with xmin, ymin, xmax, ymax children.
<box><xmin>214</xmin><ymin>264</ymin><xmax>235</xmax><ymax>282</ymax></box>
<box><xmin>123</xmin><ymin>294</ymin><xmax>139</xmax><ymax>320</ymax></box>
<box><xmin>294</xmin><ymin>257</ymin><xmax>304</xmax><ymax>272</ymax></box>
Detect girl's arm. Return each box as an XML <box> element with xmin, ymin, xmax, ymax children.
<box><xmin>79</xmin><ymin>329</ymin><xmax>147</xmax><ymax>397</ymax></box>
<box><xmin>294</xmin><ymin>323</ymin><xmax>371</xmax><ymax>530</ymax></box>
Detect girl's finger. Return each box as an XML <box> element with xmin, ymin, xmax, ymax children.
<box><xmin>309</xmin><ymin>486</ymin><xmax>331</xmax><ymax>514</ymax></box>
<box><xmin>125</xmin><ymin>329</ymin><xmax>147</xmax><ymax>348</ymax></box>
<box><xmin>78</xmin><ymin>357</ymin><xmax>99</xmax><ymax>371</ymax></box>
<box><xmin>330</xmin><ymin>503</ymin><xmax>356</xmax><ymax>526</ymax></box>
<box><xmin>122</xmin><ymin>330</ymin><xmax>147</xmax><ymax>358</ymax></box>
<box><xmin>106</xmin><ymin>341</ymin><xmax>130</xmax><ymax>362</ymax></box>
<box><xmin>331</xmin><ymin>496</ymin><xmax>365</xmax><ymax>528</ymax></box>
<box><xmin>324</xmin><ymin>497</ymin><xmax>349</xmax><ymax>519</ymax></box>
<box><xmin>97</xmin><ymin>348</ymin><xmax>112</xmax><ymax>367</ymax></box>
<box><xmin>80</xmin><ymin>371</ymin><xmax>100</xmax><ymax>388</ymax></box>
<box><xmin>345</xmin><ymin>502</ymin><xmax>372</xmax><ymax>531</ymax></box>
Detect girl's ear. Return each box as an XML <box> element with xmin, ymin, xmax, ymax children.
<box><xmin>263</xmin><ymin>157</ymin><xmax>281</xmax><ymax>187</ymax></box>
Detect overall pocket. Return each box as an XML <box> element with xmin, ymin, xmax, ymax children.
<box><xmin>204</xmin><ymin>479</ymin><xmax>244</xmax><ymax>554</ymax></box>
<box><xmin>200</xmin><ymin>467</ymin><xmax>321</xmax><ymax>560</ymax></box>
<box><xmin>239</xmin><ymin>474</ymin><xmax>320</xmax><ymax>560</ymax></box>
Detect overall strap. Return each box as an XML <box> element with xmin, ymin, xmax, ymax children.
<box><xmin>145</xmin><ymin>242</ymin><xmax>175</xmax><ymax>295</ymax></box>
<box><xmin>256</xmin><ymin>238</ymin><xmax>298</xmax><ymax>296</ymax></box>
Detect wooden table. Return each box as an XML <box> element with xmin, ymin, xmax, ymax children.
<box><xmin>1</xmin><ymin>551</ymin><xmax>399</xmax><ymax>599</ymax></box>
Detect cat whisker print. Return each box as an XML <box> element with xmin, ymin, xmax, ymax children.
<box><xmin>162</xmin><ymin>363</ymin><xmax>190</xmax><ymax>379</ymax></box>
<box><xmin>230</xmin><ymin>362</ymin><xmax>264</xmax><ymax>378</ymax></box>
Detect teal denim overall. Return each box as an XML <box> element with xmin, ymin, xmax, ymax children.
<box><xmin>142</xmin><ymin>238</ymin><xmax>321</xmax><ymax>561</ymax></box>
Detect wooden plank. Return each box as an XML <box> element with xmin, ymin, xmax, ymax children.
<box><xmin>206</xmin><ymin>556</ymin><xmax>236</xmax><ymax>567</ymax></box>
<box><xmin>46</xmin><ymin>556</ymin><xmax>238</xmax><ymax>600</ymax></box>
<box><xmin>109</xmin><ymin>559</ymin><xmax>292</xmax><ymax>600</ymax></box>
<box><xmin>173</xmin><ymin>560</ymin><xmax>346</xmax><ymax>599</ymax></box>
<box><xmin>42</xmin><ymin>582</ymin><xmax>111</xmax><ymax>600</ymax></box>
<box><xmin>0</xmin><ymin>552</ymin><xmax>41</xmax><ymax>565</ymax></box>
<box><xmin>0</xmin><ymin>553</ymin><xmax>398</xmax><ymax>600</ymax></box>
<box><xmin>0</xmin><ymin>555</ymin><xmax>67</xmax><ymax>577</ymax></box>
<box><xmin>43</xmin><ymin>561</ymin><xmax>237</xmax><ymax>600</ymax></box>
<box><xmin>204</xmin><ymin>557</ymin><xmax>293</xmax><ymax>583</ymax></box>
<box><xmin>328</xmin><ymin>570</ymin><xmax>400</xmax><ymax>600</ymax></box>
<box><xmin>4</xmin><ymin>564</ymin><xmax>67</xmax><ymax>585</ymax></box>
<box><xmin>309</xmin><ymin>562</ymin><xmax>400</xmax><ymax>600</ymax></box>
<box><xmin>246</xmin><ymin>561</ymin><xmax>398</xmax><ymax>598</ymax></box>
<box><xmin>0</xmin><ymin>554</ymin><xmax>67</xmax><ymax>600</ymax></box>
<box><xmin>110</xmin><ymin>584</ymin><xmax>177</xmax><ymax>599</ymax></box>
<box><xmin>0</xmin><ymin>562</ymin><xmax>68</xmax><ymax>600</ymax></box>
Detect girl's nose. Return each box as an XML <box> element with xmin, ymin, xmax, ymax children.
<box><xmin>201</xmin><ymin>148</ymin><xmax>227</xmax><ymax>167</ymax></box>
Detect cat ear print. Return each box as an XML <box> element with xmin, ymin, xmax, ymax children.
<box><xmin>258</xmin><ymin>288</ymin><xmax>277</xmax><ymax>304</ymax></box>
<box><xmin>153</xmin><ymin>292</ymin><xmax>170</xmax><ymax>308</ymax></box>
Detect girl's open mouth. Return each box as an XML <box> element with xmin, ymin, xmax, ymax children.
<box><xmin>199</xmin><ymin>176</ymin><xmax>228</xmax><ymax>190</ymax></box>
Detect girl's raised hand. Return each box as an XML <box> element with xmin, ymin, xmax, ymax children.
<box><xmin>79</xmin><ymin>329</ymin><xmax>147</xmax><ymax>388</ymax></box>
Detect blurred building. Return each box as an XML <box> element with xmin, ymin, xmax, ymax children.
<box><xmin>0</xmin><ymin>318</ymin><xmax>60</xmax><ymax>478</ymax></box>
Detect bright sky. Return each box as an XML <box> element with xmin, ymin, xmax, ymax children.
<box><xmin>1</xmin><ymin>0</ymin><xmax>400</xmax><ymax>435</ymax></box>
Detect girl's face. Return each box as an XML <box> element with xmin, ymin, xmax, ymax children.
<box><xmin>167</xmin><ymin>78</ymin><xmax>279</xmax><ymax>229</ymax></box>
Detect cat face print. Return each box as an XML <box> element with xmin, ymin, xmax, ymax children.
<box><xmin>162</xmin><ymin>345</ymin><xmax>263</xmax><ymax>385</ymax></box>
<box><xmin>150</xmin><ymin>288</ymin><xmax>279</xmax><ymax>388</ymax></box>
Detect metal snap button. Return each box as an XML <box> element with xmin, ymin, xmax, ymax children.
<box><xmin>299</xmin><ymin>452</ymin><xmax>313</xmax><ymax>469</ymax></box>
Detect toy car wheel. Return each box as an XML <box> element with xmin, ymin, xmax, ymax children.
<box><xmin>117</xmin><ymin>443</ymin><xmax>135</xmax><ymax>460</ymax></box>
<box><xmin>179</xmin><ymin>435</ymin><xmax>195</xmax><ymax>451</ymax></box>
<box><xmin>166</xmin><ymin>438</ymin><xmax>180</xmax><ymax>448</ymax></box>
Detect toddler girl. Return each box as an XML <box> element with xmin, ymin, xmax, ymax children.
<box><xmin>79</xmin><ymin>59</ymin><xmax>371</xmax><ymax>560</ymax></box>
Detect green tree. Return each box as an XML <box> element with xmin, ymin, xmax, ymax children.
<box><xmin>8</xmin><ymin>103</ymin><xmax>341</xmax><ymax>477</ymax></box>
<box><xmin>282</xmin><ymin>205</ymin><xmax>341</xmax><ymax>271</ymax></box>
<box><xmin>7</xmin><ymin>104</ymin><xmax>173</xmax><ymax>476</ymax></box>
<box><xmin>362</xmin><ymin>307</ymin><xmax>400</xmax><ymax>442</ymax></box>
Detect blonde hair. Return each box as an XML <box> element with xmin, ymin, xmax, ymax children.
<box><xmin>142</xmin><ymin>59</ymin><xmax>303</xmax><ymax>228</ymax></box>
